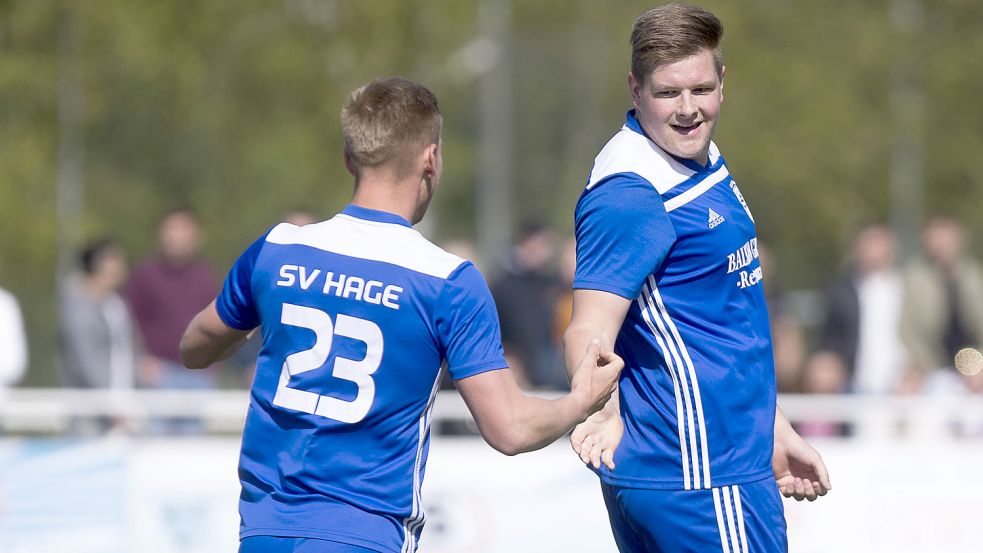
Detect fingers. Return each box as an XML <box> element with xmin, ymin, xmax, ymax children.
<box><xmin>780</xmin><ymin>478</ymin><xmax>826</xmax><ymax>502</ymax></box>
<box><xmin>589</xmin><ymin>442</ymin><xmax>604</xmax><ymax>469</ymax></box>
<box><xmin>579</xmin><ymin>435</ymin><xmax>594</xmax><ymax>465</ymax></box>
<box><xmin>597</xmin><ymin>350</ymin><xmax>624</xmax><ymax>370</ymax></box>
<box><xmin>572</xmin><ymin>432</ymin><xmax>614</xmax><ymax>471</ymax></box>
<box><xmin>792</xmin><ymin>478</ymin><xmax>806</xmax><ymax>501</ymax></box>
<box><xmin>570</xmin><ymin>427</ymin><xmax>586</xmax><ymax>454</ymax></box>
<box><xmin>601</xmin><ymin>448</ymin><xmax>616</xmax><ymax>471</ymax></box>
<box><xmin>815</xmin><ymin>460</ymin><xmax>832</xmax><ymax>492</ymax></box>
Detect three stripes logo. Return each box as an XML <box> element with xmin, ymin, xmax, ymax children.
<box><xmin>708</xmin><ymin>208</ymin><xmax>726</xmax><ymax>229</ymax></box>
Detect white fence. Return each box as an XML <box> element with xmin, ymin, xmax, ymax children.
<box><xmin>2</xmin><ymin>389</ymin><xmax>983</xmax><ymax>437</ymax></box>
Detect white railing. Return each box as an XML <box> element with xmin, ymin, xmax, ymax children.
<box><xmin>1</xmin><ymin>388</ymin><xmax>982</xmax><ymax>436</ymax></box>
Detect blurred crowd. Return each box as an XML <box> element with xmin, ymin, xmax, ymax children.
<box><xmin>0</xmin><ymin>211</ymin><xmax>981</xmax><ymax>436</ymax></box>
<box><xmin>780</xmin><ymin>217</ymin><xmax>983</xmax><ymax>394</ymax></box>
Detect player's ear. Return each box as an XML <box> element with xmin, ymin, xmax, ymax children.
<box><xmin>422</xmin><ymin>143</ymin><xmax>439</xmax><ymax>178</ymax></box>
<box><xmin>719</xmin><ymin>65</ymin><xmax>726</xmax><ymax>103</ymax></box>
<box><xmin>628</xmin><ymin>72</ymin><xmax>641</xmax><ymax>108</ymax></box>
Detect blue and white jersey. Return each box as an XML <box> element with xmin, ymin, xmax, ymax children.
<box><xmin>216</xmin><ymin>205</ymin><xmax>507</xmax><ymax>553</ymax></box>
<box><xmin>574</xmin><ymin>110</ymin><xmax>776</xmax><ymax>491</ymax></box>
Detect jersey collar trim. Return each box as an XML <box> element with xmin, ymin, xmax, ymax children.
<box><xmin>342</xmin><ymin>204</ymin><xmax>413</xmax><ymax>228</ymax></box>
<box><xmin>624</xmin><ymin>109</ymin><xmax>713</xmax><ymax>173</ymax></box>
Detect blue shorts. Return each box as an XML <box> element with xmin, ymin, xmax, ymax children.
<box><xmin>239</xmin><ymin>536</ymin><xmax>381</xmax><ymax>553</ymax></box>
<box><xmin>601</xmin><ymin>477</ymin><xmax>787</xmax><ymax>553</ymax></box>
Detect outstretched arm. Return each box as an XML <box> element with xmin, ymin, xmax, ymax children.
<box><xmin>564</xmin><ymin>289</ymin><xmax>632</xmax><ymax>470</ymax></box>
<box><xmin>456</xmin><ymin>340</ymin><xmax>623</xmax><ymax>456</ymax></box>
<box><xmin>773</xmin><ymin>407</ymin><xmax>832</xmax><ymax>501</ymax></box>
<box><xmin>180</xmin><ymin>300</ymin><xmax>253</xmax><ymax>369</ymax></box>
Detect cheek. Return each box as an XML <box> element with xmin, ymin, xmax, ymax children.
<box><xmin>701</xmin><ymin>96</ymin><xmax>723</xmax><ymax>119</ymax></box>
<box><xmin>639</xmin><ymin>100</ymin><xmax>674</xmax><ymax>126</ymax></box>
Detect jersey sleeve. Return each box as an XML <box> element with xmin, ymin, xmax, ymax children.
<box><xmin>573</xmin><ymin>173</ymin><xmax>677</xmax><ymax>299</ymax></box>
<box><xmin>215</xmin><ymin>229</ymin><xmax>273</xmax><ymax>331</ymax></box>
<box><xmin>434</xmin><ymin>262</ymin><xmax>509</xmax><ymax>380</ymax></box>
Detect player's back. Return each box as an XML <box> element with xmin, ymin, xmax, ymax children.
<box><xmin>218</xmin><ymin>205</ymin><xmax>501</xmax><ymax>552</ymax></box>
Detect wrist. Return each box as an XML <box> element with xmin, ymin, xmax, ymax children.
<box><xmin>568</xmin><ymin>387</ymin><xmax>593</xmax><ymax>419</ymax></box>
<box><xmin>774</xmin><ymin>417</ymin><xmax>797</xmax><ymax>442</ymax></box>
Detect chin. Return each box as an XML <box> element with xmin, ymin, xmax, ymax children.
<box><xmin>675</xmin><ymin>141</ymin><xmax>710</xmax><ymax>162</ymax></box>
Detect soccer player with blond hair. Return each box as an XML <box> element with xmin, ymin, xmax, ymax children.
<box><xmin>181</xmin><ymin>76</ymin><xmax>623</xmax><ymax>553</ymax></box>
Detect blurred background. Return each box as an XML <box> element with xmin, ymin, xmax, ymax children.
<box><xmin>1</xmin><ymin>0</ymin><xmax>981</xmax><ymax>551</ymax></box>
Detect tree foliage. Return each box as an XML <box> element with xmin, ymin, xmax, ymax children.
<box><xmin>1</xmin><ymin>0</ymin><xmax>981</xmax><ymax>383</ymax></box>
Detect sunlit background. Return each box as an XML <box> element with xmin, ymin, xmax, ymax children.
<box><xmin>1</xmin><ymin>0</ymin><xmax>981</xmax><ymax>551</ymax></box>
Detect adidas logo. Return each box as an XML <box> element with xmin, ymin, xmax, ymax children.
<box><xmin>708</xmin><ymin>208</ymin><xmax>725</xmax><ymax>229</ymax></box>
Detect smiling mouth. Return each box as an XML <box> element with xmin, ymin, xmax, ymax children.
<box><xmin>671</xmin><ymin>122</ymin><xmax>702</xmax><ymax>134</ymax></box>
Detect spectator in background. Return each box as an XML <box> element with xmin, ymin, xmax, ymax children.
<box><xmin>0</xmin><ymin>278</ymin><xmax>27</xmax><ymax>392</ymax></box>
<box><xmin>759</xmin><ymin>243</ymin><xmax>807</xmax><ymax>394</ymax></box>
<box><xmin>901</xmin><ymin>216</ymin><xmax>983</xmax><ymax>389</ymax></box>
<box><xmin>552</xmin><ymin>236</ymin><xmax>577</xmax><ymax>356</ymax></box>
<box><xmin>59</xmin><ymin>240</ymin><xmax>139</xmax><ymax>435</ymax></box>
<box><xmin>491</xmin><ymin>220</ymin><xmax>567</xmax><ymax>390</ymax></box>
<box><xmin>797</xmin><ymin>351</ymin><xmax>851</xmax><ymax>437</ymax></box>
<box><xmin>60</xmin><ymin>240</ymin><xmax>138</xmax><ymax>390</ymax></box>
<box><xmin>128</xmin><ymin>208</ymin><xmax>218</xmax><ymax>390</ymax></box>
<box><xmin>810</xmin><ymin>224</ymin><xmax>906</xmax><ymax>394</ymax></box>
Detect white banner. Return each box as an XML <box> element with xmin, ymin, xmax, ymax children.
<box><xmin>1</xmin><ymin>435</ymin><xmax>979</xmax><ymax>552</ymax></box>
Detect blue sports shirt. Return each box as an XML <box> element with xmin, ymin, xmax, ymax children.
<box><xmin>574</xmin><ymin>110</ymin><xmax>776</xmax><ymax>491</ymax></box>
<box><xmin>216</xmin><ymin>205</ymin><xmax>507</xmax><ymax>552</ymax></box>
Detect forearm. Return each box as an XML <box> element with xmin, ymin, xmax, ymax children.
<box><xmin>774</xmin><ymin>405</ymin><xmax>796</xmax><ymax>441</ymax></box>
<box><xmin>562</xmin><ymin>291</ymin><xmax>629</xmax><ymax>420</ymax></box>
<box><xmin>180</xmin><ymin>327</ymin><xmax>246</xmax><ymax>368</ymax></box>
<box><xmin>563</xmin><ymin>322</ymin><xmax>615</xmax><ymax>380</ymax></box>
<box><xmin>459</xmin><ymin>367</ymin><xmax>597</xmax><ymax>456</ymax></box>
<box><xmin>179</xmin><ymin>302</ymin><xmax>251</xmax><ymax>369</ymax></box>
<box><xmin>503</xmin><ymin>392</ymin><xmax>589</xmax><ymax>455</ymax></box>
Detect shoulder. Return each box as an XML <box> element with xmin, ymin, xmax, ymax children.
<box><xmin>587</xmin><ymin>128</ymin><xmax>699</xmax><ymax>194</ymax></box>
<box><xmin>576</xmin><ymin>170</ymin><xmax>669</xmax><ymax>225</ymax></box>
<box><xmin>267</xmin><ymin>218</ymin><xmax>468</xmax><ymax>280</ymax></box>
<box><xmin>0</xmin><ymin>287</ymin><xmax>16</xmax><ymax>309</ymax></box>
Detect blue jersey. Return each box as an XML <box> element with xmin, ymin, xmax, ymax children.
<box><xmin>216</xmin><ymin>205</ymin><xmax>507</xmax><ymax>553</ymax></box>
<box><xmin>574</xmin><ymin>110</ymin><xmax>776</xmax><ymax>491</ymax></box>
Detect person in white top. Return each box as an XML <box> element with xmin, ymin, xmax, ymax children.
<box><xmin>810</xmin><ymin>224</ymin><xmax>906</xmax><ymax>395</ymax></box>
<box><xmin>0</xmin><ymin>283</ymin><xmax>27</xmax><ymax>390</ymax></box>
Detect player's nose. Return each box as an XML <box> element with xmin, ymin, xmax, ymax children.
<box><xmin>677</xmin><ymin>92</ymin><xmax>698</xmax><ymax>118</ymax></box>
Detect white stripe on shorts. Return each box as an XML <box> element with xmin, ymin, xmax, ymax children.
<box><xmin>712</xmin><ymin>487</ymin><xmax>731</xmax><ymax>553</ymax></box>
<box><xmin>732</xmin><ymin>485</ymin><xmax>750</xmax><ymax>553</ymax></box>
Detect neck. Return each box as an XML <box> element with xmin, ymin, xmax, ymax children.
<box><xmin>350</xmin><ymin>173</ymin><xmax>420</xmax><ymax>224</ymax></box>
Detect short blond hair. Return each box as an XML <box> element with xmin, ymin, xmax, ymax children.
<box><xmin>341</xmin><ymin>77</ymin><xmax>442</xmax><ymax>176</ymax></box>
<box><xmin>631</xmin><ymin>4</ymin><xmax>724</xmax><ymax>82</ymax></box>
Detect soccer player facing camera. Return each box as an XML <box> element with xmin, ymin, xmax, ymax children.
<box><xmin>180</xmin><ymin>77</ymin><xmax>623</xmax><ymax>553</ymax></box>
<box><xmin>563</xmin><ymin>4</ymin><xmax>831</xmax><ymax>552</ymax></box>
